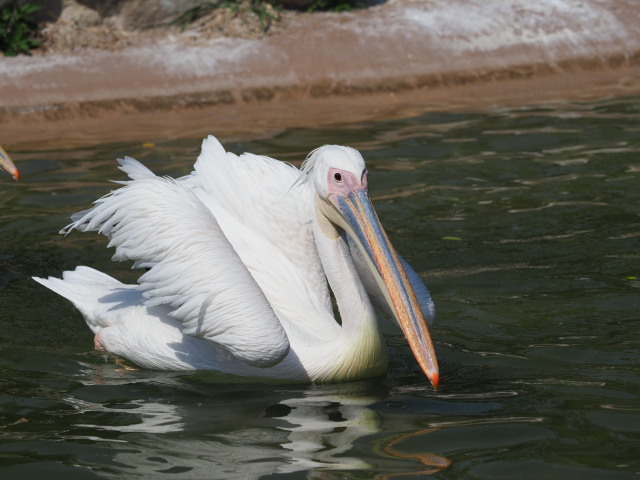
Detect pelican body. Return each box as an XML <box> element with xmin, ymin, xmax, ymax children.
<box><xmin>35</xmin><ymin>136</ymin><xmax>439</xmax><ymax>386</ymax></box>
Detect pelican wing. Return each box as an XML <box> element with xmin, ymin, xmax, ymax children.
<box><xmin>182</xmin><ymin>136</ymin><xmax>332</xmax><ymax>323</ymax></box>
<box><xmin>63</xmin><ymin>158</ymin><xmax>290</xmax><ymax>368</ymax></box>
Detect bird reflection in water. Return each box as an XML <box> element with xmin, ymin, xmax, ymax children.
<box><xmin>380</xmin><ymin>429</ymin><xmax>451</xmax><ymax>477</ymax></box>
<box><xmin>65</xmin><ymin>362</ymin><xmax>449</xmax><ymax>478</ymax></box>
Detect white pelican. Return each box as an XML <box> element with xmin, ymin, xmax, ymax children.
<box><xmin>34</xmin><ymin>136</ymin><xmax>439</xmax><ymax>386</ymax></box>
<box><xmin>0</xmin><ymin>146</ymin><xmax>20</xmax><ymax>180</ymax></box>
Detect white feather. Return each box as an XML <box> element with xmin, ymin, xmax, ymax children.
<box><xmin>62</xmin><ymin>163</ymin><xmax>289</xmax><ymax>368</ymax></box>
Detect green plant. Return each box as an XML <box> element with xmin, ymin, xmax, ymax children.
<box><xmin>171</xmin><ymin>0</ymin><xmax>281</xmax><ymax>33</ymax></box>
<box><xmin>0</xmin><ymin>0</ymin><xmax>41</xmax><ymax>56</ymax></box>
<box><xmin>242</xmin><ymin>0</ymin><xmax>280</xmax><ymax>31</ymax></box>
<box><xmin>171</xmin><ymin>1</ymin><xmax>221</xmax><ymax>30</ymax></box>
<box><xmin>306</xmin><ymin>0</ymin><xmax>364</xmax><ymax>13</ymax></box>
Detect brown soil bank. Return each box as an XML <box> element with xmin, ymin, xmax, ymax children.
<box><xmin>1</xmin><ymin>0</ymin><xmax>640</xmax><ymax>149</ymax></box>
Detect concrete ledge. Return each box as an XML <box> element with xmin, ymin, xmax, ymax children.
<box><xmin>1</xmin><ymin>0</ymin><xmax>639</xmax><ymax>148</ymax></box>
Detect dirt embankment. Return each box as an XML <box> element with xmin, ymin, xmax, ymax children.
<box><xmin>1</xmin><ymin>0</ymin><xmax>640</xmax><ymax>149</ymax></box>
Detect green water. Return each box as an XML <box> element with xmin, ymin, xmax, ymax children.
<box><xmin>1</xmin><ymin>96</ymin><xmax>639</xmax><ymax>479</ymax></box>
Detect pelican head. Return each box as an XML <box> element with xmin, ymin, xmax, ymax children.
<box><xmin>0</xmin><ymin>146</ymin><xmax>20</xmax><ymax>181</ymax></box>
<box><xmin>304</xmin><ymin>146</ymin><xmax>439</xmax><ymax>388</ymax></box>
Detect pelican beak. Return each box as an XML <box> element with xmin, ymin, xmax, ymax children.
<box><xmin>327</xmin><ymin>189</ymin><xmax>439</xmax><ymax>388</ymax></box>
<box><xmin>0</xmin><ymin>146</ymin><xmax>20</xmax><ymax>181</ymax></box>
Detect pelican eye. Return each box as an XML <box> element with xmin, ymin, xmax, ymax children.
<box><xmin>334</xmin><ymin>172</ymin><xmax>342</xmax><ymax>182</ymax></box>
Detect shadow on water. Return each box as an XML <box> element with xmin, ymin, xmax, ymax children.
<box><xmin>0</xmin><ymin>95</ymin><xmax>639</xmax><ymax>479</ymax></box>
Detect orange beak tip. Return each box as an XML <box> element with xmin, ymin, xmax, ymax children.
<box><xmin>14</xmin><ymin>170</ymin><xmax>20</xmax><ymax>181</ymax></box>
<box><xmin>430</xmin><ymin>372</ymin><xmax>440</xmax><ymax>390</ymax></box>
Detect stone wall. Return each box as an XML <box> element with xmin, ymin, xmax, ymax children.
<box><xmin>2</xmin><ymin>0</ymin><xmax>312</xmax><ymax>28</ymax></box>
<box><xmin>2</xmin><ymin>0</ymin><xmax>214</xmax><ymax>29</ymax></box>
<box><xmin>73</xmin><ymin>0</ymin><xmax>202</xmax><ymax>29</ymax></box>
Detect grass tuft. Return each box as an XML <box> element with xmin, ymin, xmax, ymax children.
<box><xmin>0</xmin><ymin>0</ymin><xmax>42</xmax><ymax>56</ymax></box>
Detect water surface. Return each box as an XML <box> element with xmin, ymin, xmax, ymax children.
<box><xmin>1</xmin><ymin>96</ymin><xmax>639</xmax><ymax>479</ymax></box>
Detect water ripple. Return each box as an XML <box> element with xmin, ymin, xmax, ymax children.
<box><xmin>2</xmin><ymin>94</ymin><xmax>640</xmax><ymax>479</ymax></box>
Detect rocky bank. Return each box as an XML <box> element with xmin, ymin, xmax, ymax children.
<box><xmin>1</xmin><ymin>0</ymin><xmax>639</xmax><ymax>149</ymax></box>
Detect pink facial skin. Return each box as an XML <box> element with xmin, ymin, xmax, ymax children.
<box><xmin>327</xmin><ymin>168</ymin><xmax>368</xmax><ymax>197</ymax></box>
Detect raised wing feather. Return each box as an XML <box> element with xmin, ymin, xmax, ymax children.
<box><xmin>63</xmin><ymin>158</ymin><xmax>290</xmax><ymax>368</ymax></box>
<box><xmin>182</xmin><ymin>136</ymin><xmax>332</xmax><ymax>324</ymax></box>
